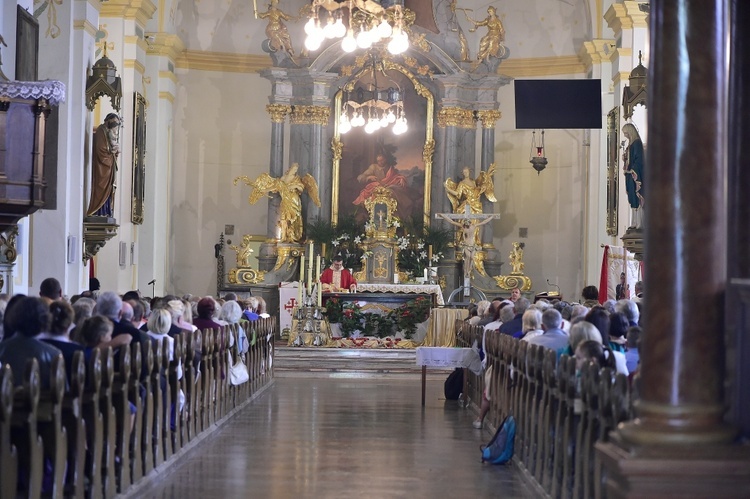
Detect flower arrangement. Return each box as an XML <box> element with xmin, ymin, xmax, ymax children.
<box><xmin>388</xmin><ymin>296</ymin><xmax>432</xmax><ymax>338</ymax></box>
<box><xmin>395</xmin><ymin>214</ymin><xmax>453</xmax><ymax>280</ymax></box>
<box><xmin>308</xmin><ymin>215</ymin><xmax>366</xmax><ymax>270</ymax></box>
<box><xmin>325</xmin><ymin>296</ymin><xmax>430</xmax><ymax>339</ymax></box>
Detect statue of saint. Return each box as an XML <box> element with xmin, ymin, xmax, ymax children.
<box><xmin>229</xmin><ymin>235</ymin><xmax>255</xmax><ymax>268</ymax></box>
<box><xmin>234</xmin><ymin>163</ymin><xmax>320</xmax><ymax>244</ymax></box>
<box><xmin>86</xmin><ymin>113</ymin><xmax>121</xmax><ymax>217</ymax></box>
<box><xmin>257</xmin><ymin>0</ymin><xmax>296</xmax><ymax>59</ymax></box>
<box><xmin>449</xmin><ymin>0</ymin><xmax>470</xmax><ymax>62</ymax></box>
<box><xmin>465</xmin><ymin>6</ymin><xmax>507</xmax><ymax>70</ymax></box>
<box><xmin>509</xmin><ymin>242</ymin><xmax>524</xmax><ymax>275</ymax></box>
<box><xmin>436</xmin><ymin>214</ymin><xmax>494</xmax><ymax>279</ymax></box>
<box><xmin>445</xmin><ymin>164</ymin><xmax>497</xmax><ymax>218</ymax></box>
<box><xmin>622</xmin><ymin>123</ymin><xmax>645</xmax><ymax>227</ymax></box>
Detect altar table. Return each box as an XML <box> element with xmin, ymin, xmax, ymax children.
<box><xmin>415</xmin><ymin>346</ymin><xmax>482</xmax><ymax>406</ymax></box>
<box><xmin>355</xmin><ymin>283</ymin><xmax>445</xmax><ymax>305</ymax></box>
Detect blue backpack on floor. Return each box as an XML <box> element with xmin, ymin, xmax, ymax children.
<box><xmin>480</xmin><ymin>415</ymin><xmax>516</xmax><ymax>465</ymax></box>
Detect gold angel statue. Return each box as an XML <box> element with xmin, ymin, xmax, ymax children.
<box><xmin>445</xmin><ymin>164</ymin><xmax>497</xmax><ymax>216</ymax></box>
<box><xmin>465</xmin><ymin>6</ymin><xmax>506</xmax><ymax>70</ymax></box>
<box><xmin>257</xmin><ymin>0</ymin><xmax>296</xmax><ymax>58</ymax></box>
<box><xmin>234</xmin><ymin>163</ymin><xmax>320</xmax><ymax>243</ymax></box>
<box><xmin>229</xmin><ymin>235</ymin><xmax>256</xmax><ymax>268</ymax></box>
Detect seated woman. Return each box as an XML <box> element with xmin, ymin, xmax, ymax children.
<box><xmin>519</xmin><ymin>308</ymin><xmax>543</xmax><ymax>341</ymax></box>
<box><xmin>0</xmin><ymin>296</ymin><xmax>62</xmax><ymax>388</ymax></box>
<box><xmin>193</xmin><ymin>297</ymin><xmax>223</xmax><ymax>331</ymax></box>
<box><xmin>38</xmin><ymin>301</ymin><xmax>84</xmax><ymax>380</ymax></box>
<box><xmin>79</xmin><ymin>316</ymin><xmax>130</xmax><ymax>361</ymax></box>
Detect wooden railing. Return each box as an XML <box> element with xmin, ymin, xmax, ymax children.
<box><xmin>456</xmin><ymin>320</ymin><xmax>633</xmax><ymax>498</ymax></box>
<box><xmin>0</xmin><ymin>317</ymin><xmax>276</xmax><ymax>499</ymax></box>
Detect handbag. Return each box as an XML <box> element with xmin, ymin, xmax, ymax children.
<box><xmin>227</xmin><ymin>351</ymin><xmax>249</xmax><ymax>385</ymax></box>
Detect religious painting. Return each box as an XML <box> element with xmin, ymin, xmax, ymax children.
<box><xmin>332</xmin><ymin>61</ymin><xmax>434</xmax><ymax>227</ymax></box>
<box><xmin>606</xmin><ymin>107</ymin><xmax>619</xmax><ymax>236</ymax></box>
<box><xmin>131</xmin><ymin>92</ymin><xmax>146</xmax><ymax>225</ymax></box>
<box><xmin>15</xmin><ymin>6</ymin><xmax>39</xmax><ymax>81</ymax></box>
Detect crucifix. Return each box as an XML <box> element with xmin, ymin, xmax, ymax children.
<box><xmin>436</xmin><ymin>205</ymin><xmax>501</xmax><ymax>295</ymax></box>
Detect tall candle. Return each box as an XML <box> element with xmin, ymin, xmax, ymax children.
<box><xmin>317</xmin><ymin>280</ymin><xmax>322</xmax><ymax>307</ymax></box>
<box><xmin>428</xmin><ymin>244</ymin><xmax>433</xmax><ymax>263</ymax></box>
<box><xmin>299</xmin><ymin>255</ymin><xmax>305</xmax><ymax>304</ymax></box>
<box><xmin>307</xmin><ymin>243</ymin><xmax>313</xmax><ymax>293</ymax></box>
<box><xmin>316</xmin><ymin>255</ymin><xmax>321</xmax><ymax>282</ymax></box>
<box><xmin>321</xmin><ymin>243</ymin><xmax>327</xmax><ymax>260</ymax></box>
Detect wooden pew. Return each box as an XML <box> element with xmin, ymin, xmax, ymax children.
<box><xmin>128</xmin><ymin>343</ymin><xmax>143</xmax><ymax>486</ymax></box>
<box><xmin>159</xmin><ymin>338</ymin><xmax>172</xmax><ymax>463</ymax></box>
<box><xmin>13</xmin><ymin>359</ymin><xmax>44</xmax><ymax>498</ymax></box>
<box><xmin>149</xmin><ymin>339</ymin><xmax>164</xmax><ymax>469</ymax></box>
<box><xmin>61</xmin><ymin>352</ymin><xmax>86</xmax><ymax>499</ymax></box>
<box><xmin>0</xmin><ymin>364</ymin><xmax>17</xmax><ymax>499</ymax></box>
<box><xmin>185</xmin><ymin>330</ymin><xmax>201</xmax><ymax>442</ymax></box>
<box><xmin>111</xmin><ymin>346</ymin><xmax>132</xmax><ymax>492</ymax></box>
<box><xmin>139</xmin><ymin>341</ymin><xmax>154</xmax><ymax>477</ymax></box>
<box><xmin>36</xmin><ymin>355</ymin><xmax>68</xmax><ymax>498</ymax></box>
<box><xmin>200</xmin><ymin>329</ymin><xmax>214</xmax><ymax>430</ymax></box>
<box><xmin>98</xmin><ymin>348</ymin><xmax>117</xmax><ymax>499</ymax></box>
<box><xmin>169</xmin><ymin>334</ymin><xmax>186</xmax><ymax>455</ymax></box>
<box><xmin>82</xmin><ymin>349</ymin><xmax>103</xmax><ymax>499</ymax></box>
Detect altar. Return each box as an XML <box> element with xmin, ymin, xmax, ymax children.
<box><xmin>337</xmin><ymin>283</ymin><xmax>445</xmax><ymax>306</ymax></box>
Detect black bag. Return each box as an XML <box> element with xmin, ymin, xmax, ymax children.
<box><xmin>443</xmin><ymin>368</ymin><xmax>463</xmax><ymax>400</ymax></box>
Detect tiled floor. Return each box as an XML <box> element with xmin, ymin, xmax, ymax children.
<box><xmin>136</xmin><ymin>376</ymin><xmax>532</xmax><ymax>498</ymax></box>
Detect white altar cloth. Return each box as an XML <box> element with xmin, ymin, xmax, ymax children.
<box><xmin>356</xmin><ymin>283</ymin><xmax>445</xmax><ymax>305</ymax></box>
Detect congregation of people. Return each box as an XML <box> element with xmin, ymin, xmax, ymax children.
<box><xmin>466</xmin><ymin>284</ymin><xmax>642</xmax><ymax>429</ymax></box>
<box><xmin>0</xmin><ymin>277</ymin><xmax>273</xmax><ymax>497</ymax></box>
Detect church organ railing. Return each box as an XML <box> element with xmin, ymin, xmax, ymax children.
<box><xmin>458</xmin><ymin>322</ymin><xmax>634</xmax><ymax>498</ymax></box>
<box><xmin>0</xmin><ymin>318</ymin><xmax>276</xmax><ymax>498</ymax></box>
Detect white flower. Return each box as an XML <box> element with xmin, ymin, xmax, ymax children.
<box><xmin>417</xmin><ymin>241</ymin><xmax>424</xmax><ymax>249</ymax></box>
<box><xmin>332</xmin><ymin>240</ymin><xmax>340</xmax><ymax>247</ymax></box>
<box><xmin>392</xmin><ymin>220</ymin><xmax>400</xmax><ymax>228</ymax></box>
<box><xmin>420</xmin><ymin>251</ymin><xmax>427</xmax><ymax>259</ymax></box>
<box><xmin>354</xmin><ymin>236</ymin><xmax>361</xmax><ymax>244</ymax></box>
<box><xmin>340</xmin><ymin>234</ymin><xmax>350</xmax><ymax>241</ymax></box>
<box><xmin>399</xmin><ymin>241</ymin><xmax>409</xmax><ymax>250</ymax></box>
<box><xmin>431</xmin><ymin>254</ymin><xmax>440</xmax><ymax>263</ymax></box>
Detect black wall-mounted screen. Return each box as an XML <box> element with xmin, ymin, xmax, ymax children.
<box><xmin>514</xmin><ymin>79</ymin><xmax>602</xmax><ymax>129</ymax></box>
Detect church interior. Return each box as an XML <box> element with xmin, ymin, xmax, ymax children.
<box><xmin>1</xmin><ymin>0</ymin><xmax>750</xmax><ymax>497</ymax></box>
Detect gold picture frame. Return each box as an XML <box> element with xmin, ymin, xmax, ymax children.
<box><xmin>606</xmin><ymin>106</ymin><xmax>619</xmax><ymax>236</ymax></box>
<box><xmin>131</xmin><ymin>92</ymin><xmax>146</xmax><ymax>225</ymax></box>
<box><xmin>332</xmin><ymin>57</ymin><xmax>434</xmax><ymax>227</ymax></box>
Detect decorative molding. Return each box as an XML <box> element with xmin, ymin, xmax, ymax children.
<box><xmin>146</xmin><ymin>33</ymin><xmax>186</xmax><ymax>63</ymax></box>
<box><xmin>290</xmin><ymin>105</ymin><xmax>330</xmax><ymax>126</ymax></box>
<box><xmin>124</xmin><ymin>35</ymin><xmax>149</xmax><ymax>52</ymax></box>
<box><xmin>499</xmin><ymin>55</ymin><xmax>587</xmax><ymax>77</ymax></box>
<box><xmin>158</xmin><ymin>91</ymin><xmax>174</xmax><ymax>103</ymax></box>
<box><xmin>613</xmin><ymin>70</ymin><xmax>632</xmax><ymax>87</ymax></box>
<box><xmin>266</xmin><ymin>104</ymin><xmax>291</xmax><ymax>123</ymax></box>
<box><xmin>604</xmin><ymin>3</ymin><xmax>630</xmax><ymax>34</ymax></box>
<box><xmin>174</xmin><ymin>51</ymin><xmax>269</xmax><ymax>73</ymax></box>
<box><xmin>123</xmin><ymin>59</ymin><xmax>146</xmax><ymax>75</ymax></box>
<box><xmin>73</xmin><ymin>20</ymin><xmax>98</xmax><ymax>37</ymax></box>
<box><xmin>437</xmin><ymin>107</ymin><xmax>475</xmax><ymax>129</ymax></box>
<box><xmin>579</xmin><ymin>39</ymin><xmax>617</xmax><ymax>69</ymax></box>
<box><xmin>476</xmin><ymin>110</ymin><xmax>502</xmax><ymax>129</ymax></box>
<box><xmin>83</xmin><ymin>219</ymin><xmax>119</xmax><ymax>263</ymax></box>
<box><xmin>158</xmin><ymin>70</ymin><xmax>178</xmax><ymax>84</ymax></box>
<box><xmin>0</xmin><ymin>225</ymin><xmax>19</xmax><ymax>264</ymax></box>
<box><xmin>99</xmin><ymin>0</ymin><xmax>158</xmax><ymax>28</ymax></box>
<box><xmin>623</xmin><ymin>1</ymin><xmax>649</xmax><ymax>28</ymax></box>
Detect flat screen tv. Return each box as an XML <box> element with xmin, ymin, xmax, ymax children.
<box><xmin>514</xmin><ymin>79</ymin><xmax>602</xmax><ymax>129</ymax></box>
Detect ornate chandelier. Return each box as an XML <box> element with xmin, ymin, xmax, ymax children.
<box><xmin>339</xmin><ymin>57</ymin><xmax>408</xmax><ymax>135</ymax></box>
<box><xmin>304</xmin><ymin>0</ymin><xmax>409</xmax><ymax>55</ymax></box>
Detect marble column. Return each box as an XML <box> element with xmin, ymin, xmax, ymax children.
<box><xmin>435</xmin><ymin>106</ymin><xmax>477</xmax><ymax>222</ymax></box>
<box><xmin>476</xmin><ymin>110</ymin><xmax>501</xmax><ymax>249</ymax></box>
<box><xmin>289</xmin><ymin>105</ymin><xmax>331</xmax><ymax>229</ymax></box>
<box><xmin>265</xmin><ymin>104</ymin><xmax>290</xmax><ymax>241</ymax></box>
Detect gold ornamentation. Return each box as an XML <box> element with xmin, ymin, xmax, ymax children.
<box><xmin>83</xmin><ymin>219</ymin><xmax>119</xmax><ymax>263</ymax></box>
<box><xmin>493</xmin><ymin>274</ymin><xmax>532</xmax><ymax>292</ymax></box>
<box><xmin>234</xmin><ymin>163</ymin><xmax>321</xmax><ymax>244</ymax></box>
<box><xmin>445</xmin><ymin>164</ymin><xmax>497</xmax><ymax>216</ymax></box>
<box><xmin>0</xmin><ymin>225</ymin><xmax>19</xmax><ymax>263</ymax></box>
<box><xmin>290</xmin><ymin>105</ymin><xmax>330</xmax><ymax>125</ymax></box>
<box><xmin>408</xmin><ymin>32</ymin><xmax>431</xmax><ymax>53</ymax></box>
<box><xmin>476</xmin><ymin>109</ymin><xmax>502</xmax><ymax>128</ymax></box>
<box><xmin>257</xmin><ymin>0</ymin><xmax>296</xmax><ymax>60</ymax></box>
<box><xmin>422</xmin><ymin>139</ymin><xmax>435</xmax><ymax>170</ymax></box>
<box><xmin>229</xmin><ymin>235</ymin><xmax>256</xmax><ymax>267</ymax></box>
<box><xmin>274</xmin><ymin>243</ymin><xmax>303</xmax><ymax>271</ymax></box>
<box><xmin>341</xmin><ymin>65</ymin><xmax>354</xmax><ymax>77</ymax></box>
<box><xmin>437</xmin><ymin>107</ymin><xmax>475</xmax><ymax>128</ymax></box>
<box><xmin>364</xmin><ymin>187</ymin><xmax>399</xmax><ymax>240</ymax></box>
<box><xmin>228</xmin><ymin>268</ymin><xmax>266</xmax><ymax>285</ymax></box>
<box><xmin>331</xmin><ymin>137</ymin><xmax>343</xmax><ymax>162</ymax></box>
<box><xmin>509</xmin><ymin>242</ymin><xmax>525</xmax><ymax>275</ymax></box>
<box><xmin>373</xmin><ymin>250</ymin><xmax>389</xmax><ymax>278</ymax></box>
<box><xmin>402</xmin><ymin>56</ymin><xmax>433</xmax><ymax>77</ymax></box>
<box><xmin>266</xmin><ymin>104</ymin><xmax>291</xmax><ymax>123</ymax></box>
<box><xmin>353</xmin><ymin>270</ymin><xmax>366</xmax><ymax>282</ymax></box>
<box><xmin>465</xmin><ymin>6</ymin><xmax>507</xmax><ymax>71</ymax></box>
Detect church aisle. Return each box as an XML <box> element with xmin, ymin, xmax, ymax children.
<box><xmin>134</xmin><ymin>377</ymin><xmax>531</xmax><ymax>498</ymax></box>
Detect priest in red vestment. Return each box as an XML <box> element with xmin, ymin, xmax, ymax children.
<box><xmin>320</xmin><ymin>254</ymin><xmax>357</xmax><ymax>292</ymax></box>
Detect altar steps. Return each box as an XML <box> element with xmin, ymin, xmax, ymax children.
<box><xmin>273</xmin><ymin>345</ymin><xmax>452</xmax><ymax>379</ymax></box>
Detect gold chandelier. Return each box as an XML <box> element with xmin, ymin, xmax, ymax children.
<box><xmin>304</xmin><ymin>0</ymin><xmax>410</xmax><ymax>55</ymax></box>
